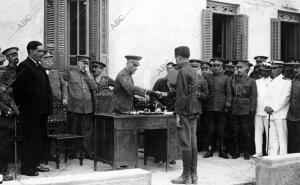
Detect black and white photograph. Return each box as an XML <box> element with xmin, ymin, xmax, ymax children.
<box><xmin>0</xmin><ymin>0</ymin><xmax>300</xmax><ymax>184</ymax></box>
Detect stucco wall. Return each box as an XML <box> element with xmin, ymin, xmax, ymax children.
<box><xmin>0</xmin><ymin>0</ymin><xmax>44</xmax><ymax>64</ymax></box>
<box><xmin>109</xmin><ymin>0</ymin><xmax>300</xmax><ymax>89</ymax></box>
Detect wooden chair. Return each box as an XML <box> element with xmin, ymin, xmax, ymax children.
<box><xmin>46</xmin><ymin>104</ymin><xmax>84</xmax><ymax>169</ymax></box>
<box><xmin>94</xmin><ymin>88</ymin><xmax>113</xmax><ymax>113</ymax></box>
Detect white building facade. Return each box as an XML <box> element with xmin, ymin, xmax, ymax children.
<box><xmin>0</xmin><ymin>0</ymin><xmax>300</xmax><ymax>88</ymax></box>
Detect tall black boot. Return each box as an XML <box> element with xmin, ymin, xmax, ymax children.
<box><xmin>203</xmin><ymin>146</ymin><xmax>213</xmax><ymax>158</ymax></box>
<box><xmin>231</xmin><ymin>138</ymin><xmax>240</xmax><ymax>159</ymax></box>
<box><xmin>171</xmin><ymin>151</ymin><xmax>192</xmax><ymax>184</ymax></box>
<box><xmin>219</xmin><ymin>138</ymin><xmax>229</xmax><ymax>159</ymax></box>
<box><xmin>191</xmin><ymin>148</ymin><xmax>198</xmax><ymax>184</ymax></box>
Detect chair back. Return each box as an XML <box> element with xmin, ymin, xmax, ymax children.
<box><xmin>47</xmin><ymin>104</ymin><xmax>67</xmax><ymax>135</ymax></box>
<box><xmin>94</xmin><ymin>88</ymin><xmax>113</xmax><ymax>113</ymax></box>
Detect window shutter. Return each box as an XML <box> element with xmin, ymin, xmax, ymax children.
<box><xmin>44</xmin><ymin>0</ymin><xmax>66</xmax><ymax>70</ymax></box>
<box><xmin>100</xmin><ymin>0</ymin><xmax>109</xmax><ymax>73</ymax></box>
<box><xmin>234</xmin><ymin>14</ymin><xmax>248</xmax><ymax>60</ymax></box>
<box><xmin>297</xmin><ymin>22</ymin><xmax>300</xmax><ymax>59</ymax></box>
<box><xmin>44</xmin><ymin>0</ymin><xmax>55</xmax><ymax>52</ymax></box>
<box><xmin>270</xmin><ymin>18</ymin><xmax>281</xmax><ymax>60</ymax></box>
<box><xmin>56</xmin><ymin>0</ymin><xmax>66</xmax><ymax>69</ymax></box>
<box><xmin>89</xmin><ymin>0</ymin><xmax>99</xmax><ymax>61</ymax></box>
<box><xmin>202</xmin><ymin>9</ymin><xmax>213</xmax><ymax>62</ymax></box>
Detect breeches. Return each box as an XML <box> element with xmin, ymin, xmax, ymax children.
<box><xmin>177</xmin><ymin>115</ymin><xmax>198</xmax><ymax>151</ymax></box>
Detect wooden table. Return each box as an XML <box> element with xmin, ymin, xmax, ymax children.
<box><xmin>93</xmin><ymin>113</ymin><xmax>181</xmax><ymax>171</ymax></box>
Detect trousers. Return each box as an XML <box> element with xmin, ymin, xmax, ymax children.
<box><xmin>68</xmin><ymin>112</ymin><xmax>93</xmax><ymax>156</ymax></box>
<box><xmin>268</xmin><ymin>119</ymin><xmax>287</xmax><ymax>155</ymax></box>
<box><xmin>177</xmin><ymin>115</ymin><xmax>198</xmax><ymax>151</ymax></box>
<box><xmin>254</xmin><ymin>115</ymin><xmax>269</xmax><ymax>155</ymax></box>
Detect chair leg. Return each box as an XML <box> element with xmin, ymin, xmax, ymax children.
<box><xmin>55</xmin><ymin>140</ymin><xmax>60</xmax><ymax>169</ymax></box>
<box><xmin>79</xmin><ymin>140</ymin><xmax>83</xmax><ymax>166</ymax></box>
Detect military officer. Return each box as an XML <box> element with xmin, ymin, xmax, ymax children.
<box><xmin>40</xmin><ymin>52</ymin><xmax>68</xmax><ymax>161</ymax></box>
<box><xmin>200</xmin><ymin>61</ymin><xmax>212</xmax><ymax>76</ymax></box>
<box><xmin>0</xmin><ymin>49</ymin><xmax>6</xmax><ymax>75</ymax></box>
<box><xmin>264</xmin><ymin>60</ymin><xmax>291</xmax><ymax>155</ymax></box>
<box><xmin>0</xmin><ymin>47</ymin><xmax>20</xmax><ymax>181</ymax></box>
<box><xmin>0</xmin><ymin>47</ymin><xmax>19</xmax><ymax>87</ymax></box>
<box><xmin>108</xmin><ymin>55</ymin><xmax>161</xmax><ymax>113</ymax></box>
<box><xmin>203</xmin><ymin>58</ymin><xmax>232</xmax><ymax>159</ymax></box>
<box><xmin>171</xmin><ymin>47</ymin><xmax>201</xmax><ymax>184</ymax></box>
<box><xmin>231</xmin><ymin>60</ymin><xmax>257</xmax><ymax>160</ymax></box>
<box><xmin>41</xmin><ymin>52</ymin><xmax>68</xmax><ymax>105</ymax></box>
<box><xmin>91</xmin><ymin>60</ymin><xmax>115</xmax><ymax>91</ymax></box>
<box><xmin>287</xmin><ymin>61</ymin><xmax>300</xmax><ymax>153</ymax></box>
<box><xmin>224</xmin><ymin>60</ymin><xmax>236</xmax><ymax>77</ymax></box>
<box><xmin>250</xmin><ymin>56</ymin><xmax>268</xmax><ymax>80</ymax></box>
<box><xmin>63</xmin><ymin>55</ymin><xmax>97</xmax><ymax>159</ymax></box>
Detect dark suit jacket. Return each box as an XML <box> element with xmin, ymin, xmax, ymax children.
<box><xmin>13</xmin><ymin>57</ymin><xmax>53</xmax><ymax>116</ymax></box>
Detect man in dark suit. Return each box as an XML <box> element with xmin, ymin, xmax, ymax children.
<box><xmin>13</xmin><ymin>41</ymin><xmax>53</xmax><ymax>176</ymax></box>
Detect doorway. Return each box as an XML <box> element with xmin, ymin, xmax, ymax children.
<box><xmin>281</xmin><ymin>21</ymin><xmax>299</xmax><ymax>61</ymax></box>
<box><xmin>213</xmin><ymin>14</ymin><xmax>234</xmax><ymax>60</ymax></box>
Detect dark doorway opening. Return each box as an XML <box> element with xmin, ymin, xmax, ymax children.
<box><xmin>281</xmin><ymin>21</ymin><xmax>299</xmax><ymax>61</ymax></box>
<box><xmin>213</xmin><ymin>14</ymin><xmax>234</xmax><ymax>60</ymax></box>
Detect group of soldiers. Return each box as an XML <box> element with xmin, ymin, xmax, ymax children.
<box><xmin>1</xmin><ymin>41</ymin><xmax>300</xmax><ymax>184</ymax></box>
<box><xmin>0</xmin><ymin>41</ymin><xmax>115</xmax><ymax>179</ymax></box>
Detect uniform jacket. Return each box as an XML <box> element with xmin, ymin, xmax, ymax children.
<box><xmin>94</xmin><ymin>75</ymin><xmax>115</xmax><ymax>91</ymax></box>
<box><xmin>203</xmin><ymin>72</ymin><xmax>232</xmax><ymax>112</ymax></box>
<box><xmin>231</xmin><ymin>75</ymin><xmax>257</xmax><ymax>115</ymax></box>
<box><xmin>264</xmin><ymin>74</ymin><xmax>291</xmax><ymax>120</ymax></box>
<box><xmin>255</xmin><ymin>77</ymin><xmax>271</xmax><ymax>116</ymax></box>
<box><xmin>47</xmin><ymin>69</ymin><xmax>68</xmax><ymax>104</ymax></box>
<box><xmin>13</xmin><ymin>57</ymin><xmax>53</xmax><ymax>116</ymax></box>
<box><xmin>152</xmin><ymin>77</ymin><xmax>176</xmax><ymax>111</ymax></box>
<box><xmin>64</xmin><ymin>69</ymin><xmax>97</xmax><ymax>114</ymax></box>
<box><xmin>0</xmin><ymin>65</ymin><xmax>17</xmax><ymax>88</ymax></box>
<box><xmin>287</xmin><ymin>73</ymin><xmax>300</xmax><ymax>121</ymax></box>
<box><xmin>174</xmin><ymin>62</ymin><xmax>201</xmax><ymax>116</ymax></box>
<box><xmin>0</xmin><ymin>84</ymin><xmax>18</xmax><ymax>128</ymax></box>
<box><xmin>195</xmin><ymin>75</ymin><xmax>209</xmax><ymax>114</ymax></box>
<box><xmin>108</xmin><ymin>68</ymin><xmax>146</xmax><ymax>113</ymax></box>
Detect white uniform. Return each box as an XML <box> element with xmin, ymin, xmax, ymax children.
<box><xmin>254</xmin><ymin>77</ymin><xmax>271</xmax><ymax>156</ymax></box>
<box><xmin>264</xmin><ymin>74</ymin><xmax>291</xmax><ymax>155</ymax></box>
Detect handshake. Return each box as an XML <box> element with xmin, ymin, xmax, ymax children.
<box><xmin>146</xmin><ymin>90</ymin><xmax>167</xmax><ymax>99</ymax></box>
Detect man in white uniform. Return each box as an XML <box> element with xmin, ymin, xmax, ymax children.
<box><xmin>264</xmin><ymin>60</ymin><xmax>291</xmax><ymax>155</ymax></box>
<box><xmin>252</xmin><ymin>62</ymin><xmax>271</xmax><ymax>158</ymax></box>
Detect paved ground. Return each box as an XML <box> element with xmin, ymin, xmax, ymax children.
<box><xmin>7</xmin><ymin>151</ymin><xmax>256</xmax><ymax>185</ymax></box>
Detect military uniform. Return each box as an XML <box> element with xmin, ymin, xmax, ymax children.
<box><xmin>95</xmin><ymin>75</ymin><xmax>115</xmax><ymax>90</ymax></box>
<box><xmin>231</xmin><ymin>75</ymin><xmax>257</xmax><ymax>159</ymax></box>
<box><xmin>203</xmin><ymin>72</ymin><xmax>232</xmax><ymax>157</ymax></box>
<box><xmin>108</xmin><ymin>68</ymin><xmax>146</xmax><ymax>113</ymax></box>
<box><xmin>287</xmin><ymin>72</ymin><xmax>300</xmax><ymax>153</ymax></box>
<box><xmin>64</xmin><ymin>68</ymin><xmax>97</xmax><ymax>157</ymax></box>
<box><xmin>47</xmin><ymin>70</ymin><xmax>68</xmax><ymax>104</ymax></box>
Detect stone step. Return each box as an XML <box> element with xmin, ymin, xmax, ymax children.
<box><xmin>5</xmin><ymin>169</ymin><xmax>151</xmax><ymax>185</ymax></box>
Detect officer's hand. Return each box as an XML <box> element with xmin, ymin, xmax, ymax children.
<box><xmin>13</xmin><ymin>107</ymin><xmax>20</xmax><ymax>116</ymax></box>
<box><xmin>264</xmin><ymin>106</ymin><xmax>274</xmax><ymax>114</ymax></box>
<box><xmin>63</xmin><ymin>99</ymin><xmax>68</xmax><ymax>106</ymax></box>
<box><xmin>176</xmin><ymin>114</ymin><xmax>182</xmax><ymax>128</ymax></box>
<box><xmin>161</xmin><ymin>92</ymin><xmax>168</xmax><ymax>97</ymax></box>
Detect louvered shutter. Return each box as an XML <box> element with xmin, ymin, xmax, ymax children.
<box><xmin>44</xmin><ymin>0</ymin><xmax>66</xmax><ymax>70</ymax></box>
<box><xmin>297</xmin><ymin>22</ymin><xmax>300</xmax><ymax>59</ymax></box>
<box><xmin>100</xmin><ymin>0</ymin><xmax>109</xmax><ymax>74</ymax></box>
<box><xmin>89</xmin><ymin>0</ymin><xmax>99</xmax><ymax>61</ymax></box>
<box><xmin>202</xmin><ymin>9</ymin><xmax>213</xmax><ymax>62</ymax></box>
<box><xmin>44</xmin><ymin>0</ymin><xmax>55</xmax><ymax>52</ymax></box>
<box><xmin>234</xmin><ymin>14</ymin><xmax>248</xmax><ymax>60</ymax></box>
<box><xmin>270</xmin><ymin>18</ymin><xmax>281</xmax><ymax>60</ymax></box>
<box><xmin>56</xmin><ymin>0</ymin><xmax>66</xmax><ymax>69</ymax></box>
